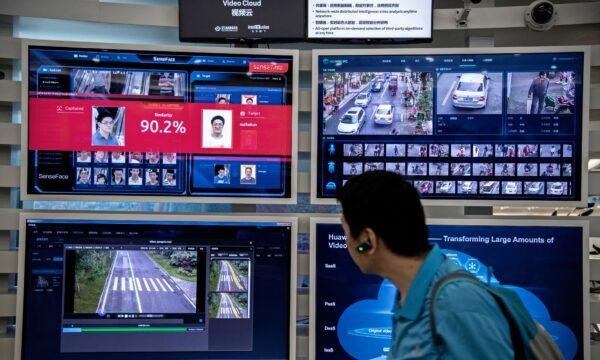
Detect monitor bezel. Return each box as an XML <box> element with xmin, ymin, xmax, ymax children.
<box><xmin>15</xmin><ymin>211</ymin><xmax>298</xmax><ymax>360</ymax></box>
<box><xmin>309</xmin><ymin>216</ymin><xmax>590</xmax><ymax>360</ymax></box>
<box><xmin>310</xmin><ymin>46</ymin><xmax>591</xmax><ymax>207</ymax></box>
<box><xmin>21</xmin><ymin>39</ymin><xmax>299</xmax><ymax>204</ymax></box>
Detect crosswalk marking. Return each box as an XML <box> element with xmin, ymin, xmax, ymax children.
<box><xmin>161</xmin><ymin>278</ymin><xmax>174</xmax><ymax>292</ymax></box>
<box><xmin>111</xmin><ymin>277</ymin><xmax>178</xmax><ymax>292</ymax></box>
<box><xmin>149</xmin><ymin>278</ymin><xmax>159</xmax><ymax>291</ymax></box>
<box><xmin>156</xmin><ymin>278</ymin><xmax>167</xmax><ymax>291</ymax></box>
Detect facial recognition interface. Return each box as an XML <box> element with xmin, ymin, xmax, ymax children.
<box><xmin>316</xmin><ymin>52</ymin><xmax>584</xmax><ymax>202</ymax></box>
<box><xmin>22</xmin><ymin>219</ymin><xmax>292</xmax><ymax>359</ymax></box>
<box><xmin>314</xmin><ymin>222</ymin><xmax>584</xmax><ymax>360</ymax></box>
<box><xmin>27</xmin><ymin>46</ymin><xmax>294</xmax><ymax>199</ymax></box>
<box><xmin>179</xmin><ymin>0</ymin><xmax>306</xmax><ymax>41</ymax></box>
<box><xmin>307</xmin><ymin>0</ymin><xmax>432</xmax><ymax>40</ymax></box>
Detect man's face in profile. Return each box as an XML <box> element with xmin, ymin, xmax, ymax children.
<box><xmin>212</xmin><ymin>119</ymin><xmax>224</xmax><ymax>136</ymax></box>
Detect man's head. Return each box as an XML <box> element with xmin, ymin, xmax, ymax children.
<box><xmin>112</xmin><ymin>151</ymin><xmax>123</xmax><ymax>159</ymax></box>
<box><xmin>211</xmin><ymin>116</ymin><xmax>225</xmax><ymax>136</ymax></box>
<box><xmin>244</xmin><ymin>167</ymin><xmax>253</xmax><ymax>178</ymax></box>
<box><xmin>130</xmin><ymin>168</ymin><xmax>140</xmax><ymax>179</ymax></box>
<box><xmin>217</xmin><ymin>167</ymin><xmax>225</xmax><ymax>176</ymax></box>
<box><xmin>246</xmin><ymin>97</ymin><xmax>254</xmax><ymax>104</ymax></box>
<box><xmin>96</xmin><ymin>173</ymin><xmax>106</xmax><ymax>184</ymax></box>
<box><xmin>217</xmin><ymin>97</ymin><xmax>228</xmax><ymax>104</ymax></box>
<box><xmin>336</xmin><ymin>171</ymin><xmax>430</xmax><ymax>274</ymax></box>
<box><xmin>113</xmin><ymin>169</ymin><xmax>123</xmax><ymax>180</ymax></box>
<box><xmin>539</xmin><ymin>71</ymin><xmax>547</xmax><ymax>79</ymax></box>
<box><xmin>165</xmin><ymin>170</ymin><xmax>174</xmax><ymax>181</ymax></box>
<box><xmin>95</xmin><ymin>109</ymin><xmax>115</xmax><ymax>134</ymax></box>
<box><xmin>79</xmin><ymin>168</ymin><xmax>89</xmax><ymax>182</ymax></box>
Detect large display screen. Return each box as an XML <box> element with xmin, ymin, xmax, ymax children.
<box><xmin>311</xmin><ymin>220</ymin><xmax>586</xmax><ymax>360</ymax></box>
<box><xmin>307</xmin><ymin>0</ymin><xmax>432</xmax><ymax>41</ymax></box>
<box><xmin>26</xmin><ymin>44</ymin><xmax>295</xmax><ymax>201</ymax></box>
<box><xmin>179</xmin><ymin>0</ymin><xmax>306</xmax><ymax>42</ymax></box>
<box><xmin>313</xmin><ymin>50</ymin><xmax>586</xmax><ymax>203</ymax></box>
<box><xmin>19</xmin><ymin>216</ymin><xmax>294</xmax><ymax>360</ymax></box>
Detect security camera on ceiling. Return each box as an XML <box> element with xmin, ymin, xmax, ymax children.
<box><xmin>456</xmin><ymin>0</ymin><xmax>483</xmax><ymax>28</ymax></box>
<box><xmin>525</xmin><ymin>0</ymin><xmax>558</xmax><ymax>31</ymax></box>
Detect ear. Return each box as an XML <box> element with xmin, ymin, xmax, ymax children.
<box><xmin>362</xmin><ymin>228</ymin><xmax>379</xmax><ymax>254</ymax></box>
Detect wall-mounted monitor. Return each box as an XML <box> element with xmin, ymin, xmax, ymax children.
<box><xmin>22</xmin><ymin>40</ymin><xmax>298</xmax><ymax>204</ymax></box>
<box><xmin>16</xmin><ymin>213</ymin><xmax>297</xmax><ymax>360</ymax></box>
<box><xmin>179</xmin><ymin>0</ymin><xmax>306</xmax><ymax>42</ymax></box>
<box><xmin>307</xmin><ymin>0</ymin><xmax>433</xmax><ymax>42</ymax></box>
<box><xmin>310</xmin><ymin>217</ymin><xmax>589</xmax><ymax>360</ymax></box>
<box><xmin>311</xmin><ymin>47</ymin><xmax>590</xmax><ymax>206</ymax></box>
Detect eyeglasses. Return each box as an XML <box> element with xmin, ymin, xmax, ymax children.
<box><xmin>100</xmin><ymin>120</ymin><xmax>115</xmax><ymax>125</ymax></box>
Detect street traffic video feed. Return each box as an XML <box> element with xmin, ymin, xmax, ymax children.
<box><xmin>322</xmin><ymin>72</ymin><xmax>433</xmax><ymax>136</ymax></box>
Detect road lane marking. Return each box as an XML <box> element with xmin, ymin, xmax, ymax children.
<box><xmin>135</xmin><ymin>278</ymin><xmax>142</xmax><ymax>291</ymax></box>
<box><xmin>442</xmin><ymin>79</ymin><xmax>457</xmax><ymax>106</ymax></box>
<box><xmin>149</xmin><ymin>278</ymin><xmax>159</xmax><ymax>291</ymax></box>
<box><xmin>121</xmin><ymin>277</ymin><xmax>126</xmax><ymax>291</ymax></box>
<box><xmin>143</xmin><ymin>278</ymin><xmax>150</xmax><ymax>291</ymax></box>
<box><xmin>112</xmin><ymin>277</ymin><xmax>118</xmax><ymax>291</ymax></box>
<box><xmin>126</xmin><ymin>251</ymin><xmax>143</xmax><ymax>313</ymax></box>
<box><xmin>226</xmin><ymin>294</ymin><xmax>240</xmax><ymax>319</ymax></box>
<box><xmin>156</xmin><ymin>278</ymin><xmax>167</xmax><ymax>291</ymax></box>
<box><xmin>161</xmin><ymin>278</ymin><xmax>174</xmax><ymax>292</ymax></box>
<box><xmin>129</xmin><ymin>277</ymin><xmax>134</xmax><ymax>291</ymax></box>
<box><xmin>226</xmin><ymin>262</ymin><xmax>244</xmax><ymax>291</ymax></box>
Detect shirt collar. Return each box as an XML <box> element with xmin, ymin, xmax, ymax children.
<box><xmin>393</xmin><ymin>245</ymin><xmax>444</xmax><ymax>321</ymax></box>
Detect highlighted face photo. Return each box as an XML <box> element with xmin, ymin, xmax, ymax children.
<box><xmin>202</xmin><ymin>109</ymin><xmax>232</xmax><ymax>149</ymax></box>
<box><xmin>240</xmin><ymin>164</ymin><xmax>256</xmax><ymax>185</ymax></box>
<box><xmin>242</xmin><ymin>94</ymin><xmax>257</xmax><ymax>105</ymax></box>
<box><xmin>91</xmin><ymin>106</ymin><xmax>125</xmax><ymax>146</ymax></box>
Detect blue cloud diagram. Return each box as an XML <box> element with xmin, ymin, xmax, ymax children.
<box><xmin>336</xmin><ymin>250</ymin><xmax>578</xmax><ymax>360</ymax></box>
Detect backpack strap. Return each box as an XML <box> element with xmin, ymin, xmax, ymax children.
<box><xmin>429</xmin><ymin>272</ymin><xmax>526</xmax><ymax>360</ymax></box>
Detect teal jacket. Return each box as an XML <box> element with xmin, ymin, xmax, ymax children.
<box><xmin>389</xmin><ymin>245</ymin><xmax>514</xmax><ymax>359</ymax></box>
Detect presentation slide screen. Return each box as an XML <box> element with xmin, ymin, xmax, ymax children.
<box><xmin>315</xmin><ymin>51</ymin><xmax>585</xmax><ymax>202</ymax></box>
<box><xmin>21</xmin><ymin>218</ymin><xmax>292</xmax><ymax>359</ymax></box>
<box><xmin>313</xmin><ymin>222</ymin><xmax>584</xmax><ymax>359</ymax></box>
<box><xmin>27</xmin><ymin>45</ymin><xmax>294</xmax><ymax>200</ymax></box>
<box><xmin>307</xmin><ymin>0</ymin><xmax>432</xmax><ymax>40</ymax></box>
<box><xmin>179</xmin><ymin>0</ymin><xmax>306</xmax><ymax>41</ymax></box>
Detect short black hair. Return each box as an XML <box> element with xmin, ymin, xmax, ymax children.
<box><xmin>95</xmin><ymin>107</ymin><xmax>115</xmax><ymax>123</ymax></box>
<box><xmin>539</xmin><ymin>71</ymin><xmax>547</xmax><ymax>77</ymax></box>
<box><xmin>211</xmin><ymin>115</ymin><xmax>225</xmax><ymax>125</ymax></box>
<box><xmin>336</xmin><ymin>170</ymin><xmax>430</xmax><ymax>257</ymax></box>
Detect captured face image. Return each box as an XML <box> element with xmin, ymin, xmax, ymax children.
<box><xmin>473</xmin><ymin>144</ymin><xmax>493</xmax><ymax>158</ymax></box>
<box><xmin>91</xmin><ymin>106</ymin><xmax>125</xmax><ymax>146</ymax></box>
<box><xmin>495</xmin><ymin>144</ymin><xmax>516</xmax><ymax>158</ymax></box>
<box><xmin>242</xmin><ymin>94</ymin><xmax>257</xmax><ymax>105</ymax></box>
<box><xmin>428</xmin><ymin>162</ymin><xmax>449</xmax><ymax>176</ymax></box>
<box><xmin>451</xmin><ymin>163</ymin><xmax>471</xmax><ymax>176</ymax></box>
<box><xmin>385</xmin><ymin>162</ymin><xmax>405</xmax><ymax>175</ymax></box>
<box><xmin>76</xmin><ymin>151</ymin><xmax>91</xmax><ymax>163</ymax></box>
<box><xmin>110</xmin><ymin>151</ymin><xmax>126</xmax><ymax>164</ymax></box>
<box><xmin>128</xmin><ymin>168</ymin><xmax>143</xmax><ymax>186</ymax></box>
<box><xmin>436</xmin><ymin>72</ymin><xmax>502</xmax><ymax>114</ymax></box>
<box><xmin>407</xmin><ymin>162</ymin><xmax>427</xmax><ymax>176</ymax></box>
<box><xmin>473</xmin><ymin>163</ymin><xmax>493</xmax><ymax>177</ymax></box>
<box><xmin>146</xmin><ymin>152</ymin><xmax>161</xmax><ymax>165</ymax></box>
<box><xmin>129</xmin><ymin>152</ymin><xmax>144</xmax><ymax>164</ymax></box>
<box><xmin>145</xmin><ymin>169</ymin><xmax>160</xmax><ymax>186</ymax></box>
<box><xmin>495</xmin><ymin>163</ymin><xmax>516</xmax><ymax>177</ymax></box>
<box><xmin>240</xmin><ymin>165</ymin><xmax>257</xmax><ymax>185</ymax></box>
<box><xmin>343</xmin><ymin>162</ymin><xmax>363</xmax><ymax>176</ymax></box>
<box><xmin>517</xmin><ymin>163</ymin><xmax>538</xmax><ymax>177</ymax></box>
<box><xmin>163</xmin><ymin>169</ymin><xmax>177</xmax><ymax>186</ymax></box>
<box><xmin>162</xmin><ymin>152</ymin><xmax>177</xmax><ymax>165</ymax></box>
<box><xmin>76</xmin><ymin>167</ymin><xmax>91</xmax><ymax>185</ymax></box>
<box><xmin>344</xmin><ymin>144</ymin><xmax>364</xmax><ymax>157</ymax></box>
<box><xmin>540</xmin><ymin>144</ymin><xmax>561</xmax><ymax>158</ymax></box>
<box><xmin>111</xmin><ymin>168</ymin><xmax>125</xmax><ymax>185</ymax></box>
<box><xmin>436</xmin><ymin>181</ymin><xmax>455</xmax><ymax>194</ymax></box>
<box><xmin>507</xmin><ymin>71</ymin><xmax>576</xmax><ymax>115</ymax></box>
<box><xmin>202</xmin><ymin>109</ymin><xmax>232</xmax><ymax>149</ymax></box>
<box><xmin>414</xmin><ymin>180</ymin><xmax>434</xmax><ymax>194</ymax></box>
<box><xmin>518</xmin><ymin>144</ymin><xmax>538</xmax><ymax>158</ymax></box>
<box><xmin>451</xmin><ymin>144</ymin><xmax>471</xmax><ymax>158</ymax></box>
<box><xmin>322</xmin><ymin>71</ymin><xmax>433</xmax><ymax>136</ymax></box>
<box><xmin>94</xmin><ymin>168</ymin><xmax>108</xmax><ymax>185</ymax></box>
<box><xmin>385</xmin><ymin>144</ymin><xmax>406</xmax><ymax>157</ymax></box>
<box><xmin>364</xmin><ymin>144</ymin><xmax>385</xmax><ymax>157</ymax></box>
<box><xmin>214</xmin><ymin>164</ymin><xmax>231</xmax><ymax>185</ymax></box>
<box><xmin>407</xmin><ymin>144</ymin><xmax>428</xmax><ymax>157</ymax></box>
<box><xmin>524</xmin><ymin>181</ymin><xmax>545</xmax><ymax>195</ymax></box>
<box><xmin>457</xmin><ymin>181</ymin><xmax>477</xmax><ymax>194</ymax></box>
<box><xmin>502</xmin><ymin>181</ymin><xmax>523</xmax><ymax>195</ymax></box>
<box><xmin>215</xmin><ymin>94</ymin><xmax>231</xmax><ymax>104</ymax></box>
<box><xmin>94</xmin><ymin>151</ymin><xmax>108</xmax><ymax>164</ymax></box>
<box><xmin>429</xmin><ymin>144</ymin><xmax>449</xmax><ymax>158</ymax></box>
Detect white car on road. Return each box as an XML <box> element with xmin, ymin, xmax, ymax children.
<box><xmin>549</xmin><ymin>182</ymin><xmax>565</xmax><ymax>195</ymax></box>
<box><xmin>354</xmin><ymin>92</ymin><xmax>372</xmax><ymax>107</ymax></box>
<box><xmin>373</xmin><ymin>104</ymin><xmax>395</xmax><ymax>125</ymax></box>
<box><xmin>337</xmin><ymin>107</ymin><xmax>366</xmax><ymax>135</ymax></box>
<box><xmin>452</xmin><ymin>73</ymin><xmax>489</xmax><ymax>109</ymax></box>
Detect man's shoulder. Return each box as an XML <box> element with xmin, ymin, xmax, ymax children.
<box><xmin>431</xmin><ymin>274</ymin><xmax>501</xmax><ymax>318</ymax></box>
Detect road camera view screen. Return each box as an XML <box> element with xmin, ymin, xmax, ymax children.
<box><xmin>27</xmin><ymin>45</ymin><xmax>294</xmax><ymax>199</ymax></box>
<box><xmin>316</xmin><ymin>52</ymin><xmax>584</xmax><ymax>201</ymax></box>
<box><xmin>307</xmin><ymin>0</ymin><xmax>432</xmax><ymax>40</ymax></box>
<box><xmin>21</xmin><ymin>218</ymin><xmax>292</xmax><ymax>359</ymax></box>
<box><xmin>179</xmin><ymin>0</ymin><xmax>306</xmax><ymax>41</ymax></box>
<box><xmin>314</xmin><ymin>222</ymin><xmax>584</xmax><ymax>359</ymax></box>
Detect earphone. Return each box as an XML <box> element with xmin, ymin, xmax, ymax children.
<box><xmin>356</xmin><ymin>241</ymin><xmax>372</xmax><ymax>254</ymax></box>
